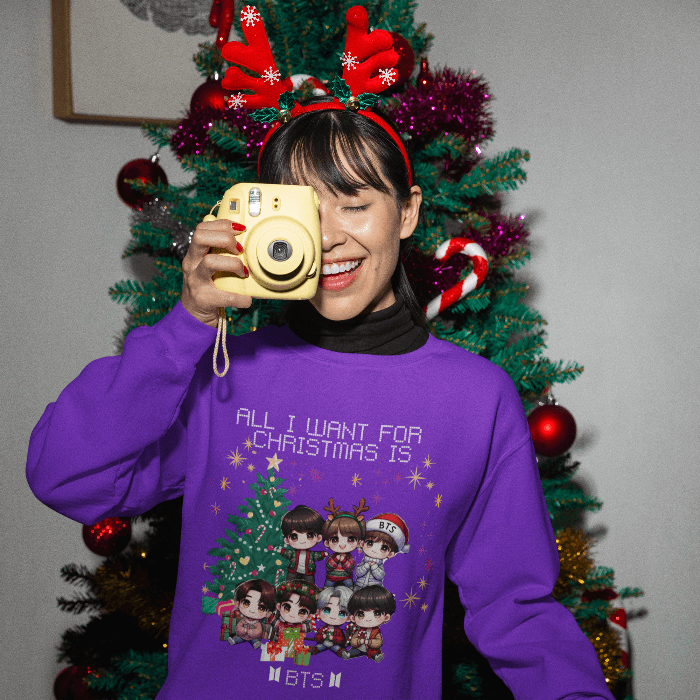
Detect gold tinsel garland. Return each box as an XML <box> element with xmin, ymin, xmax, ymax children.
<box><xmin>94</xmin><ymin>560</ymin><xmax>174</xmax><ymax>640</ymax></box>
<box><xmin>553</xmin><ymin>528</ymin><xmax>593</xmax><ymax>598</ymax></box>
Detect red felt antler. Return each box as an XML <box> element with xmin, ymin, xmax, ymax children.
<box><xmin>221</xmin><ymin>5</ymin><xmax>292</xmax><ymax>109</ymax></box>
<box><xmin>341</xmin><ymin>6</ymin><xmax>399</xmax><ymax>94</ymax></box>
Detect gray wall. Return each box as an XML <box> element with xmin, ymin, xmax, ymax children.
<box><xmin>2</xmin><ymin>0</ymin><xmax>698</xmax><ymax>697</ymax></box>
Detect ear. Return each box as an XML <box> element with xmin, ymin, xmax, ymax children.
<box><xmin>398</xmin><ymin>185</ymin><xmax>423</xmax><ymax>241</ymax></box>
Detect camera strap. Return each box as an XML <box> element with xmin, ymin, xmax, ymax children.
<box><xmin>213</xmin><ymin>307</ymin><xmax>230</xmax><ymax>377</ymax></box>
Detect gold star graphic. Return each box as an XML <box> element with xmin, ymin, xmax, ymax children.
<box><xmin>244</xmin><ymin>437</ymin><xmax>253</xmax><ymax>450</ymax></box>
<box><xmin>211</xmin><ymin>503</ymin><xmax>221</xmax><ymax>515</ymax></box>
<box><xmin>228</xmin><ymin>447</ymin><xmax>246</xmax><ymax>469</ymax></box>
<box><xmin>202</xmin><ymin>584</ymin><xmax>210</xmax><ymax>594</ymax></box>
<box><xmin>418</xmin><ymin>576</ymin><xmax>429</xmax><ymax>590</ymax></box>
<box><xmin>220</xmin><ymin>476</ymin><xmax>230</xmax><ymax>490</ymax></box>
<box><xmin>247</xmin><ymin>463</ymin><xmax>256</xmax><ymax>472</ymax></box>
<box><xmin>423</xmin><ymin>455</ymin><xmax>434</xmax><ymax>469</ymax></box>
<box><xmin>267</xmin><ymin>453</ymin><xmax>283</xmax><ymax>471</ymax></box>
<box><xmin>421</xmin><ymin>603</ymin><xmax>429</xmax><ymax>612</ymax></box>
<box><xmin>407</xmin><ymin>467</ymin><xmax>425</xmax><ymax>489</ymax></box>
<box><xmin>435</xmin><ymin>494</ymin><xmax>443</xmax><ymax>508</ymax></box>
<box><xmin>351</xmin><ymin>473</ymin><xmax>362</xmax><ymax>487</ymax></box>
<box><xmin>401</xmin><ymin>587</ymin><xmax>420</xmax><ymax>609</ymax></box>
<box><xmin>426</xmin><ymin>481</ymin><xmax>434</xmax><ymax>490</ymax></box>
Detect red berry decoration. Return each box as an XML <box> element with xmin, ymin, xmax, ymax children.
<box><xmin>527</xmin><ymin>403</ymin><xmax>577</xmax><ymax>457</ymax></box>
<box><xmin>82</xmin><ymin>517</ymin><xmax>132</xmax><ymax>556</ymax></box>
<box><xmin>389</xmin><ymin>32</ymin><xmax>415</xmax><ymax>89</ymax></box>
<box><xmin>190</xmin><ymin>76</ymin><xmax>230</xmax><ymax>112</ymax></box>
<box><xmin>116</xmin><ymin>155</ymin><xmax>167</xmax><ymax>210</ymax></box>
<box><xmin>54</xmin><ymin>666</ymin><xmax>101</xmax><ymax>700</ymax></box>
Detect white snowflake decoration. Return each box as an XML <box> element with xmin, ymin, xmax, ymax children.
<box><xmin>379</xmin><ymin>67</ymin><xmax>398</xmax><ymax>86</ymax></box>
<box><xmin>262</xmin><ymin>66</ymin><xmax>281</xmax><ymax>84</ymax></box>
<box><xmin>340</xmin><ymin>52</ymin><xmax>359</xmax><ymax>70</ymax></box>
<box><xmin>227</xmin><ymin>93</ymin><xmax>247</xmax><ymax>110</ymax></box>
<box><xmin>241</xmin><ymin>5</ymin><xmax>260</xmax><ymax>27</ymax></box>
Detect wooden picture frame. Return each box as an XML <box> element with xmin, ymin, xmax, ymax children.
<box><xmin>52</xmin><ymin>0</ymin><xmax>212</xmax><ymax>125</ymax></box>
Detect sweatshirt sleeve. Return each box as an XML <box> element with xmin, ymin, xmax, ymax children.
<box><xmin>445</xmin><ymin>376</ymin><xmax>615</xmax><ymax>700</ymax></box>
<box><xmin>26</xmin><ymin>302</ymin><xmax>217</xmax><ymax>525</ymax></box>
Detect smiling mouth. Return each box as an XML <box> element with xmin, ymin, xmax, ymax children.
<box><xmin>321</xmin><ymin>259</ymin><xmax>362</xmax><ymax>276</ymax></box>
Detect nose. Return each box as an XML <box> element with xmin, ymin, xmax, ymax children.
<box><xmin>317</xmin><ymin>197</ymin><xmax>347</xmax><ymax>252</ymax></box>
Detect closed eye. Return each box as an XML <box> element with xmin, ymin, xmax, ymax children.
<box><xmin>343</xmin><ymin>204</ymin><xmax>370</xmax><ymax>212</ymax></box>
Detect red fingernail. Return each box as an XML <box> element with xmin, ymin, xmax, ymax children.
<box><xmin>236</xmin><ymin>242</ymin><xmax>244</xmax><ymax>253</ymax></box>
<box><xmin>232</xmin><ymin>222</ymin><xmax>246</xmax><ymax>231</ymax></box>
<box><xmin>243</xmin><ymin>265</ymin><xmax>249</xmax><ymax>277</ymax></box>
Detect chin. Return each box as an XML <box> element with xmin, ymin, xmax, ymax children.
<box><xmin>310</xmin><ymin>287</ymin><xmax>394</xmax><ymax>321</ymax></box>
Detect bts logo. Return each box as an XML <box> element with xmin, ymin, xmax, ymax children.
<box><xmin>268</xmin><ymin>667</ymin><xmax>341</xmax><ymax>688</ymax></box>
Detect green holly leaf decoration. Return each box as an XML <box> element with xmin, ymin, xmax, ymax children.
<box><xmin>279</xmin><ymin>91</ymin><xmax>296</xmax><ymax>113</ymax></box>
<box><xmin>250</xmin><ymin>107</ymin><xmax>282</xmax><ymax>124</ymax></box>
<box><xmin>357</xmin><ymin>93</ymin><xmax>378</xmax><ymax>110</ymax></box>
<box><xmin>331</xmin><ymin>76</ymin><xmax>352</xmax><ymax>103</ymax></box>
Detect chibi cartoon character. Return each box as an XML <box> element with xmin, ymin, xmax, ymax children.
<box><xmin>279</xmin><ymin>505</ymin><xmax>326</xmax><ymax>585</ymax></box>
<box><xmin>266</xmin><ymin>579</ymin><xmax>320</xmax><ymax>655</ymax></box>
<box><xmin>355</xmin><ymin>513</ymin><xmax>409</xmax><ymax>589</ymax></box>
<box><xmin>309</xmin><ymin>585</ymin><xmax>353</xmax><ymax>656</ymax></box>
<box><xmin>224</xmin><ymin>578</ymin><xmax>276</xmax><ymax>649</ymax></box>
<box><xmin>341</xmin><ymin>585</ymin><xmax>395</xmax><ymax>662</ymax></box>
<box><xmin>322</xmin><ymin>497</ymin><xmax>369</xmax><ymax>588</ymax></box>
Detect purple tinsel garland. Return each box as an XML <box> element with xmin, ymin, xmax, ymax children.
<box><xmin>385</xmin><ymin>68</ymin><xmax>494</xmax><ymax>148</ymax></box>
<box><xmin>171</xmin><ymin>106</ymin><xmax>270</xmax><ymax>162</ymax></box>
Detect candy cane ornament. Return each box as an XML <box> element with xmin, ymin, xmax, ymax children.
<box><xmin>255</xmin><ymin>524</ymin><xmax>267</xmax><ymax>543</ymax></box>
<box><xmin>424</xmin><ymin>237</ymin><xmax>489</xmax><ymax>321</ymax></box>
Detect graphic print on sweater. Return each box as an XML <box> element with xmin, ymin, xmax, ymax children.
<box><xmin>201</xmin><ymin>407</ymin><xmax>440</xmax><ymax>680</ymax></box>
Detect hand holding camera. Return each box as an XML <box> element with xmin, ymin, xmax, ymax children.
<box><xmin>181</xmin><ymin>183</ymin><xmax>321</xmax><ymax>328</ymax></box>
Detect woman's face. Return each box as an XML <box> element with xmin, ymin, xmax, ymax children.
<box><xmin>303</xmin><ymin>169</ymin><xmax>422</xmax><ymax>321</ymax></box>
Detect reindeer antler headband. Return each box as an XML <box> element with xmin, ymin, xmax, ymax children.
<box><xmin>221</xmin><ymin>5</ymin><xmax>412</xmax><ymax>185</ymax></box>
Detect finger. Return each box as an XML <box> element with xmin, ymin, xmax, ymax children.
<box><xmin>198</xmin><ymin>251</ymin><xmax>248</xmax><ymax>279</ymax></box>
<box><xmin>188</xmin><ymin>222</ymin><xmax>247</xmax><ymax>259</ymax></box>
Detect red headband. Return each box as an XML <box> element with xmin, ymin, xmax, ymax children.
<box><xmin>221</xmin><ymin>5</ymin><xmax>412</xmax><ymax>186</ymax></box>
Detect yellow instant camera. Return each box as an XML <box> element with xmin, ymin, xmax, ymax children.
<box><xmin>203</xmin><ymin>182</ymin><xmax>321</xmax><ymax>300</ymax></box>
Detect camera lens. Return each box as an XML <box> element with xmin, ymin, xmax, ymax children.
<box><xmin>269</xmin><ymin>240</ymin><xmax>292</xmax><ymax>262</ymax></box>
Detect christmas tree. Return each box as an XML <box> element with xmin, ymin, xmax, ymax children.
<box><xmin>54</xmin><ymin>2</ymin><xmax>641</xmax><ymax>699</ymax></box>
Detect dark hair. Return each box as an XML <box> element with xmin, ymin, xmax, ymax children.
<box><xmin>276</xmin><ymin>586</ymin><xmax>318</xmax><ymax>614</ymax></box>
<box><xmin>281</xmin><ymin>505</ymin><xmax>324</xmax><ymax>538</ymax></box>
<box><xmin>234</xmin><ymin>578</ymin><xmax>276</xmax><ymax>612</ymax></box>
<box><xmin>348</xmin><ymin>585</ymin><xmax>396</xmax><ymax>616</ymax></box>
<box><xmin>322</xmin><ymin>512</ymin><xmax>365</xmax><ymax>541</ymax></box>
<box><xmin>258</xmin><ymin>102</ymin><xmax>426</xmax><ymax>327</ymax></box>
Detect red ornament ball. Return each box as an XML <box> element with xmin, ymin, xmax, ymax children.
<box><xmin>82</xmin><ymin>517</ymin><xmax>131</xmax><ymax>556</ymax></box>
<box><xmin>54</xmin><ymin>666</ymin><xmax>101</xmax><ymax>700</ymax></box>
<box><xmin>116</xmin><ymin>156</ymin><xmax>167</xmax><ymax>210</ymax></box>
<box><xmin>528</xmin><ymin>404</ymin><xmax>577</xmax><ymax>457</ymax></box>
<box><xmin>416</xmin><ymin>57</ymin><xmax>434</xmax><ymax>90</ymax></box>
<box><xmin>190</xmin><ymin>78</ymin><xmax>230</xmax><ymax>113</ymax></box>
<box><xmin>389</xmin><ymin>32</ymin><xmax>415</xmax><ymax>89</ymax></box>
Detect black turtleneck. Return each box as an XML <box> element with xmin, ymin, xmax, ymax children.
<box><xmin>287</xmin><ymin>292</ymin><xmax>429</xmax><ymax>355</ymax></box>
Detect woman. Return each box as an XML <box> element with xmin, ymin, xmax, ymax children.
<box><xmin>27</xmin><ymin>105</ymin><xmax>614</xmax><ymax>699</ymax></box>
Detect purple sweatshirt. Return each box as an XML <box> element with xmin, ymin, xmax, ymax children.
<box><xmin>27</xmin><ymin>302</ymin><xmax>614</xmax><ymax>700</ymax></box>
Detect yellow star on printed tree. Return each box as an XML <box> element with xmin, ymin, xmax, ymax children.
<box><xmin>407</xmin><ymin>467</ymin><xmax>425</xmax><ymax>489</ymax></box>
<box><xmin>202</xmin><ymin>584</ymin><xmax>210</xmax><ymax>594</ymax></box>
<box><xmin>401</xmin><ymin>587</ymin><xmax>420</xmax><ymax>609</ymax></box>
<box><xmin>220</xmin><ymin>476</ymin><xmax>230</xmax><ymax>490</ymax></box>
<box><xmin>423</xmin><ymin>455</ymin><xmax>434</xmax><ymax>469</ymax></box>
<box><xmin>435</xmin><ymin>494</ymin><xmax>443</xmax><ymax>508</ymax></box>
<box><xmin>228</xmin><ymin>447</ymin><xmax>246</xmax><ymax>469</ymax></box>
<box><xmin>351</xmin><ymin>473</ymin><xmax>362</xmax><ymax>487</ymax></box>
<box><xmin>267</xmin><ymin>453</ymin><xmax>283</xmax><ymax>471</ymax></box>
<box><xmin>244</xmin><ymin>437</ymin><xmax>253</xmax><ymax>450</ymax></box>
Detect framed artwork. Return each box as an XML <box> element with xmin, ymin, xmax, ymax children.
<box><xmin>52</xmin><ymin>0</ymin><xmax>217</xmax><ymax>125</ymax></box>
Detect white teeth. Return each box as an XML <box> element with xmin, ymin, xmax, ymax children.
<box><xmin>322</xmin><ymin>259</ymin><xmax>361</xmax><ymax>275</ymax></box>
